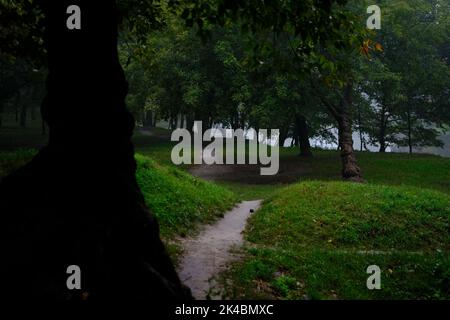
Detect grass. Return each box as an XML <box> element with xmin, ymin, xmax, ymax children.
<box><xmin>205</xmin><ymin>148</ymin><xmax>450</xmax><ymax>202</ymax></box>
<box><xmin>220</xmin><ymin>181</ymin><xmax>450</xmax><ymax>299</ymax></box>
<box><xmin>286</xmin><ymin>149</ymin><xmax>450</xmax><ymax>195</ymax></box>
<box><xmin>2</xmin><ymin>127</ymin><xmax>450</xmax><ymax>298</ymax></box>
<box><xmin>135</xmin><ymin>154</ymin><xmax>236</xmax><ymax>238</ymax></box>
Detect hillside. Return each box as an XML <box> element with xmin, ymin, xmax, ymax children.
<box><xmin>221</xmin><ymin>181</ymin><xmax>450</xmax><ymax>299</ymax></box>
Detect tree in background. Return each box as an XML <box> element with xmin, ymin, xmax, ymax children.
<box><xmin>359</xmin><ymin>0</ymin><xmax>450</xmax><ymax>153</ymax></box>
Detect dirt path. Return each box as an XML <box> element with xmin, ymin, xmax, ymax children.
<box><xmin>178</xmin><ymin>200</ymin><xmax>262</xmax><ymax>300</ymax></box>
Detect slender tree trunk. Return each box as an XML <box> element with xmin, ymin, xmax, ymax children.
<box><xmin>295</xmin><ymin>114</ymin><xmax>313</xmax><ymax>157</ymax></box>
<box><xmin>180</xmin><ymin>114</ymin><xmax>185</xmax><ymax>129</ymax></box>
<box><xmin>0</xmin><ymin>101</ymin><xmax>3</xmax><ymax>128</ymax></box>
<box><xmin>41</xmin><ymin>119</ymin><xmax>46</xmax><ymax>135</ymax></box>
<box><xmin>2</xmin><ymin>1</ymin><xmax>190</xmax><ymax>301</ymax></box>
<box><xmin>143</xmin><ymin>110</ymin><xmax>153</xmax><ymax>128</ymax></box>
<box><xmin>279</xmin><ymin>129</ymin><xmax>288</xmax><ymax>148</ymax></box>
<box><xmin>357</xmin><ymin>103</ymin><xmax>363</xmax><ymax>151</ymax></box>
<box><xmin>20</xmin><ymin>103</ymin><xmax>27</xmax><ymax>128</ymax></box>
<box><xmin>379</xmin><ymin>107</ymin><xmax>387</xmax><ymax>153</ymax></box>
<box><xmin>336</xmin><ymin>81</ymin><xmax>363</xmax><ymax>182</ymax></box>
<box><xmin>407</xmin><ymin>108</ymin><xmax>413</xmax><ymax>154</ymax></box>
<box><xmin>15</xmin><ymin>93</ymin><xmax>19</xmax><ymax>123</ymax></box>
<box><xmin>186</xmin><ymin>113</ymin><xmax>194</xmax><ymax>132</ymax></box>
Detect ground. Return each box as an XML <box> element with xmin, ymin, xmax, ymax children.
<box><xmin>1</xmin><ymin>124</ymin><xmax>449</xmax><ymax>299</ymax></box>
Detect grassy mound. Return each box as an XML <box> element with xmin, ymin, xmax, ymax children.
<box><xmin>223</xmin><ymin>181</ymin><xmax>450</xmax><ymax>300</ymax></box>
<box><xmin>135</xmin><ymin>154</ymin><xmax>236</xmax><ymax>237</ymax></box>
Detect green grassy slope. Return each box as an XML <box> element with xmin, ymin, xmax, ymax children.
<box><xmin>135</xmin><ymin>154</ymin><xmax>236</xmax><ymax>237</ymax></box>
<box><xmin>222</xmin><ymin>181</ymin><xmax>450</xmax><ymax>300</ymax></box>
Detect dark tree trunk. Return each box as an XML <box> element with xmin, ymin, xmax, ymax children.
<box><xmin>20</xmin><ymin>103</ymin><xmax>27</xmax><ymax>127</ymax></box>
<box><xmin>295</xmin><ymin>114</ymin><xmax>313</xmax><ymax>157</ymax></box>
<box><xmin>143</xmin><ymin>110</ymin><xmax>153</xmax><ymax>128</ymax></box>
<box><xmin>279</xmin><ymin>129</ymin><xmax>288</xmax><ymax>148</ymax></box>
<box><xmin>336</xmin><ymin>82</ymin><xmax>363</xmax><ymax>182</ymax></box>
<box><xmin>180</xmin><ymin>114</ymin><xmax>185</xmax><ymax>129</ymax></box>
<box><xmin>379</xmin><ymin>107</ymin><xmax>387</xmax><ymax>153</ymax></box>
<box><xmin>41</xmin><ymin>119</ymin><xmax>46</xmax><ymax>135</ymax></box>
<box><xmin>2</xmin><ymin>0</ymin><xmax>190</xmax><ymax>301</ymax></box>
<box><xmin>356</xmin><ymin>102</ymin><xmax>363</xmax><ymax>151</ymax></box>
<box><xmin>0</xmin><ymin>101</ymin><xmax>3</xmax><ymax>128</ymax></box>
<box><xmin>186</xmin><ymin>113</ymin><xmax>194</xmax><ymax>132</ymax></box>
<box><xmin>407</xmin><ymin>109</ymin><xmax>412</xmax><ymax>154</ymax></box>
<box><xmin>15</xmin><ymin>93</ymin><xmax>19</xmax><ymax>122</ymax></box>
<box><xmin>152</xmin><ymin>112</ymin><xmax>158</xmax><ymax>127</ymax></box>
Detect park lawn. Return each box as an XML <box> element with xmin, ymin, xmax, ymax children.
<box><xmin>280</xmin><ymin>148</ymin><xmax>450</xmax><ymax>195</ymax></box>
<box><xmin>208</xmin><ymin>148</ymin><xmax>450</xmax><ymax>200</ymax></box>
<box><xmin>2</xmin><ymin>137</ymin><xmax>450</xmax><ymax>287</ymax></box>
<box><xmin>220</xmin><ymin>181</ymin><xmax>450</xmax><ymax>299</ymax></box>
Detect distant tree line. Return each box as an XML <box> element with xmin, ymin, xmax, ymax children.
<box><xmin>1</xmin><ymin>0</ymin><xmax>449</xmax><ymax>180</ymax></box>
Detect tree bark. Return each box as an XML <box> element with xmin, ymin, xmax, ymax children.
<box><xmin>407</xmin><ymin>108</ymin><xmax>413</xmax><ymax>154</ymax></box>
<box><xmin>20</xmin><ymin>103</ymin><xmax>27</xmax><ymax>127</ymax></box>
<box><xmin>180</xmin><ymin>114</ymin><xmax>185</xmax><ymax>129</ymax></box>
<box><xmin>2</xmin><ymin>0</ymin><xmax>191</xmax><ymax>301</ymax></box>
<box><xmin>279</xmin><ymin>129</ymin><xmax>288</xmax><ymax>148</ymax></box>
<box><xmin>41</xmin><ymin>118</ymin><xmax>46</xmax><ymax>135</ymax></box>
<box><xmin>295</xmin><ymin>114</ymin><xmax>313</xmax><ymax>157</ymax></box>
<box><xmin>186</xmin><ymin>113</ymin><xmax>194</xmax><ymax>132</ymax></box>
<box><xmin>336</xmin><ymin>81</ymin><xmax>364</xmax><ymax>182</ymax></box>
<box><xmin>152</xmin><ymin>112</ymin><xmax>158</xmax><ymax>127</ymax></box>
<box><xmin>379</xmin><ymin>106</ymin><xmax>387</xmax><ymax>152</ymax></box>
<box><xmin>143</xmin><ymin>110</ymin><xmax>153</xmax><ymax>128</ymax></box>
<box><xmin>356</xmin><ymin>102</ymin><xmax>363</xmax><ymax>151</ymax></box>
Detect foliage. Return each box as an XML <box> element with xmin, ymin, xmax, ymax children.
<box><xmin>357</xmin><ymin>0</ymin><xmax>450</xmax><ymax>152</ymax></box>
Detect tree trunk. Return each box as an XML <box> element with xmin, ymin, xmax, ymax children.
<box><xmin>41</xmin><ymin>119</ymin><xmax>46</xmax><ymax>135</ymax></box>
<box><xmin>181</xmin><ymin>114</ymin><xmax>185</xmax><ymax>128</ymax></box>
<box><xmin>379</xmin><ymin>107</ymin><xmax>387</xmax><ymax>152</ymax></box>
<box><xmin>295</xmin><ymin>114</ymin><xmax>313</xmax><ymax>157</ymax></box>
<box><xmin>407</xmin><ymin>108</ymin><xmax>412</xmax><ymax>154</ymax></box>
<box><xmin>279</xmin><ymin>129</ymin><xmax>288</xmax><ymax>147</ymax></box>
<box><xmin>152</xmin><ymin>112</ymin><xmax>158</xmax><ymax>127</ymax></box>
<box><xmin>336</xmin><ymin>81</ymin><xmax>363</xmax><ymax>182</ymax></box>
<box><xmin>15</xmin><ymin>93</ymin><xmax>19</xmax><ymax>122</ymax></box>
<box><xmin>20</xmin><ymin>103</ymin><xmax>27</xmax><ymax>128</ymax></box>
<box><xmin>2</xmin><ymin>1</ymin><xmax>190</xmax><ymax>301</ymax></box>
<box><xmin>143</xmin><ymin>110</ymin><xmax>153</xmax><ymax>128</ymax></box>
<box><xmin>357</xmin><ymin>103</ymin><xmax>363</xmax><ymax>152</ymax></box>
<box><xmin>186</xmin><ymin>113</ymin><xmax>194</xmax><ymax>132</ymax></box>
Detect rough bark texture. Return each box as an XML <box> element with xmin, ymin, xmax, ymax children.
<box><xmin>1</xmin><ymin>0</ymin><xmax>191</xmax><ymax>301</ymax></box>
<box><xmin>337</xmin><ymin>82</ymin><xmax>364</xmax><ymax>182</ymax></box>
